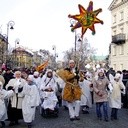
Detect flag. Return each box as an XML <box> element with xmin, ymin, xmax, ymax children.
<box><xmin>36</xmin><ymin>60</ymin><xmax>49</xmax><ymax>72</ymax></box>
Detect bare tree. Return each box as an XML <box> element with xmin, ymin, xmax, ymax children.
<box><xmin>63</xmin><ymin>39</ymin><xmax>97</xmax><ymax>70</ymax></box>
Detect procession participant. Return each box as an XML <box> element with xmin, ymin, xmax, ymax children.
<box><xmin>3</xmin><ymin>68</ymin><xmax>14</xmax><ymax>89</ymax></box>
<box><xmin>33</xmin><ymin>71</ymin><xmax>41</xmax><ymax>89</ymax></box>
<box><xmin>108</xmin><ymin>73</ymin><xmax>125</xmax><ymax>120</ymax></box>
<box><xmin>79</xmin><ymin>71</ymin><xmax>92</xmax><ymax>114</ymax></box>
<box><xmin>0</xmin><ymin>75</ymin><xmax>5</xmax><ymax>87</ymax></box>
<box><xmin>40</xmin><ymin>69</ymin><xmax>58</xmax><ymax>94</ymax></box>
<box><xmin>22</xmin><ymin>75</ymin><xmax>41</xmax><ymax>128</ymax></box>
<box><xmin>0</xmin><ymin>81</ymin><xmax>14</xmax><ymax>128</ymax></box>
<box><xmin>6</xmin><ymin>71</ymin><xmax>27</xmax><ymax>126</ymax></box>
<box><xmin>93</xmin><ymin>68</ymin><xmax>109</xmax><ymax>121</ymax></box>
<box><xmin>62</xmin><ymin>60</ymin><xmax>82</xmax><ymax>121</ymax></box>
<box><xmin>40</xmin><ymin>69</ymin><xmax>58</xmax><ymax>113</ymax></box>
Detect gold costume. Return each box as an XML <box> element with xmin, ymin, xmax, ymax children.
<box><xmin>57</xmin><ymin>68</ymin><xmax>82</xmax><ymax>102</ymax></box>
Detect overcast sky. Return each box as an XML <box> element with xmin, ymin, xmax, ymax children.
<box><xmin>0</xmin><ymin>0</ymin><xmax>112</xmax><ymax>60</ymax></box>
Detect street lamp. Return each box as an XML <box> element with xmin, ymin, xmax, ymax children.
<box><xmin>70</xmin><ymin>19</ymin><xmax>81</xmax><ymax>63</ymax></box>
<box><xmin>52</xmin><ymin>45</ymin><xmax>58</xmax><ymax>69</ymax></box>
<box><xmin>5</xmin><ymin>21</ymin><xmax>15</xmax><ymax>66</ymax></box>
<box><xmin>15</xmin><ymin>38</ymin><xmax>20</xmax><ymax>66</ymax></box>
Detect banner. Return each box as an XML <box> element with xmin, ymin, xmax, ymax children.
<box><xmin>36</xmin><ymin>60</ymin><xmax>48</xmax><ymax>72</ymax></box>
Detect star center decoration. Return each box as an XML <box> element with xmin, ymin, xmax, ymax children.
<box><xmin>68</xmin><ymin>1</ymin><xmax>103</xmax><ymax>38</ymax></box>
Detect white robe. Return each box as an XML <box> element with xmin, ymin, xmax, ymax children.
<box><xmin>109</xmin><ymin>81</ymin><xmax>125</xmax><ymax>109</ymax></box>
<box><xmin>6</xmin><ymin>78</ymin><xmax>27</xmax><ymax>109</ymax></box>
<box><xmin>0</xmin><ymin>89</ymin><xmax>14</xmax><ymax>121</ymax></box>
<box><xmin>22</xmin><ymin>84</ymin><xmax>41</xmax><ymax>123</ymax></box>
<box><xmin>40</xmin><ymin>77</ymin><xmax>58</xmax><ymax>97</ymax></box>
<box><xmin>79</xmin><ymin>79</ymin><xmax>92</xmax><ymax>107</ymax></box>
<box><xmin>41</xmin><ymin>91</ymin><xmax>58</xmax><ymax>110</ymax></box>
<box><xmin>33</xmin><ymin>77</ymin><xmax>41</xmax><ymax>89</ymax></box>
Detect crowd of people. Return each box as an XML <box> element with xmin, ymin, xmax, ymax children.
<box><xmin>0</xmin><ymin>60</ymin><xmax>128</xmax><ymax>128</ymax></box>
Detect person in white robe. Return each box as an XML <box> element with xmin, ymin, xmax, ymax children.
<box><xmin>33</xmin><ymin>71</ymin><xmax>41</xmax><ymax>90</ymax></box>
<box><xmin>0</xmin><ymin>81</ymin><xmax>14</xmax><ymax>128</ymax></box>
<box><xmin>108</xmin><ymin>73</ymin><xmax>125</xmax><ymax>120</ymax></box>
<box><xmin>6</xmin><ymin>71</ymin><xmax>27</xmax><ymax>126</ymax></box>
<box><xmin>40</xmin><ymin>69</ymin><xmax>58</xmax><ymax>110</ymax></box>
<box><xmin>79</xmin><ymin>74</ymin><xmax>92</xmax><ymax>114</ymax></box>
<box><xmin>22</xmin><ymin>75</ymin><xmax>41</xmax><ymax>128</ymax></box>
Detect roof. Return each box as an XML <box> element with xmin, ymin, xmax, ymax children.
<box><xmin>108</xmin><ymin>0</ymin><xmax>128</xmax><ymax>11</ymax></box>
<box><xmin>93</xmin><ymin>55</ymin><xmax>107</xmax><ymax>61</ymax></box>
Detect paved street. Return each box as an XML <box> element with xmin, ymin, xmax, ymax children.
<box><xmin>4</xmin><ymin>105</ymin><xmax>128</xmax><ymax>128</ymax></box>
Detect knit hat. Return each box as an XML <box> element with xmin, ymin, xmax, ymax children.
<box><xmin>33</xmin><ymin>71</ymin><xmax>39</xmax><ymax>76</ymax></box>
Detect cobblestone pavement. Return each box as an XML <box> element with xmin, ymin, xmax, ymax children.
<box><xmin>4</xmin><ymin>105</ymin><xmax>128</xmax><ymax>128</ymax></box>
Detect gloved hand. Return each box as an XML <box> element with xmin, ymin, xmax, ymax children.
<box><xmin>7</xmin><ymin>86</ymin><xmax>14</xmax><ymax>91</ymax></box>
<box><xmin>18</xmin><ymin>87</ymin><xmax>23</xmax><ymax>93</ymax></box>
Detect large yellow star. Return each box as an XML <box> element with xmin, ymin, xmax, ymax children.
<box><xmin>68</xmin><ymin>1</ymin><xmax>103</xmax><ymax>38</ymax></box>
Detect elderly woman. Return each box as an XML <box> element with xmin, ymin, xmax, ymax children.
<box><xmin>93</xmin><ymin>68</ymin><xmax>109</xmax><ymax>121</ymax></box>
<box><xmin>109</xmin><ymin>73</ymin><xmax>125</xmax><ymax>120</ymax></box>
<box><xmin>6</xmin><ymin>71</ymin><xmax>27</xmax><ymax>126</ymax></box>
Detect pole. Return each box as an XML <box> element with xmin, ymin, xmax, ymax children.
<box><xmin>74</xmin><ymin>30</ymin><xmax>77</xmax><ymax>64</ymax></box>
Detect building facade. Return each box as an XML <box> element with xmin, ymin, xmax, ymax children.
<box><xmin>109</xmin><ymin>0</ymin><xmax>128</xmax><ymax>71</ymax></box>
<box><xmin>12</xmin><ymin>47</ymin><xmax>33</xmax><ymax>68</ymax></box>
<box><xmin>0</xmin><ymin>34</ymin><xmax>8</xmax><ymax>67</ymax></box>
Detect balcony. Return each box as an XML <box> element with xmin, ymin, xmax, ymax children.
<box><xmin>112</xmin><ymin>33</ymin><xmax>126</xmax><ymax>45</ymax></box>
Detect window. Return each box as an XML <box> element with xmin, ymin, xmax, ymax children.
<box><xmin>120</xmin><ymin>27</ymin><xmax>124</xmax><ymax>33</ymax></box>
<box><xmin>113</xmin><ymin>30</ymin><xmax>116</xmax><ymax>35</ymax></box>
<box><xmin>113</xmin><ymin>14</ymin><xmax>116</xmax><ymax>23</ymax></box>
<box><xmin>119</xmin><ymin>45</ymin><xmax>124</xmax><ymax>55</ymax></box>
<box><xmin>113</xmin><ymin>45</ymin><xmax>116</xmax><ymax>56</ymax></box>
<box><xmin>120</xmin><ymin>11</ymin><xmax>124</xmax><ymax>21</ymax></box>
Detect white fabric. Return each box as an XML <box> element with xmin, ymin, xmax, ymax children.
<box><xmin>6</xmin><ymin>78</ymin><xmax>27</xmax><ymax>109</ymax></box>
<box><xmin>79</xmin><ymin>79</ymin><xmax>92</xmax><ymax>107</ymax></box>
<box><xmin>33</xmin><ymin>71</ymin><xmax>39</xmax><ymax>76</ymax></box>
<box><xmin>33</xmin><ymin>77</ymin><xmax>42</xmax><ymax>89</ymax></box>
<box><xmin>109</xmin><ymin>81</ymin><xmax>125</xmax><ymax>109</ymax></box>
<box><xmin>41</xmin><ymin>91</ymin><xmax>58</xmax><ymax>110</ymax></box>
<box><xmin>0</xmin><ymin>90</ymin><xmax>14</xmax><ymax>121</ymax></box>
<box><xmin>67</xmin><ymin>100</ymin><xmax>80</xmax><ymax>118</ymax></box>
<box><xmin>40</xmin><ymin>77</ymin><xmax>58</xmax><ymax>93</ymax></box>
<box><xmin>22</xmin><ymin>84</ymin><xmax>41</xmax><ymax>123</ymax></box>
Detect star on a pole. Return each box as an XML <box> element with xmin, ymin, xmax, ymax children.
<box><xmin>68</xmin><ymin>1</ymin><xmax>103</xmax><ymax>38</ymax></box>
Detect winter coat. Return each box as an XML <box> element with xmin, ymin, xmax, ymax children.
<box><xmin>93</xmin><ymin>77</ymin><xmax>109</xmax><ymax>103</ymax></box>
